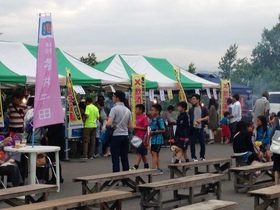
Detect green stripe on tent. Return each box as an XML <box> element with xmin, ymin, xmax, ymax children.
<box><xmin>23</xmin><ymin>43</ymin><xmax>38</xmax><ymax>58</ymax></box>
<box><xmin>56</xmin><ymin>50</ymin><xmax>101</xmax><ymax>85</ymax></box>
<box><xmin>144</xmin><ymin>56</ymin><xmax>202</xmax><ymax>90</ymax></box>
<box><xmin>0</xmin><ymin>62</ymin><xmax>26</xmax><ymax>84</ymax></box>
<box><xmin>23</xmin><ymin>43</ymin><xmax>101</xmax><ymax>85</ymax></box>
<box><xmin>119</xmin><ymin>55</ymin><xmax>158</xmax><ymax>89</ymax></box>
<box><xmin>93</xmin><ymin>54</ymin><xmax>116</xmax><ymax>72</ymax></box>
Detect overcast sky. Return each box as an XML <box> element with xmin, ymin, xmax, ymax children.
<box><xmin>1</xmin><ymin>0</ymin><xmax>279</xmax><ymax>72</ymax></box>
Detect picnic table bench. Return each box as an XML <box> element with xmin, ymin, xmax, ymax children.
<box><xmin>2</xmin><ymin>190</ymin><xmax>132</xmax><ymax>210</ymax></box>
<box><xmin>168</xmin><ymin>158</ymin><xmax>232</xmax><ymax>180</ymax></box>
<box><xmin>172</xmin><ymin>199</ymin><xmax>238</xmax><ymax>210</ymax></box>
<box><xmin>229</xmin><ymin>162</ymin><xmax>274</xmax><ymax>193</ymax></box>
<box><xmin>138</xmin><ymin>173</ymin><xmax>223</xmax><ymax>210</ymax></box>
<box><xmin>248</xmin><ymin>185</ymin><xmax>280</xmax><ymax>210</ymax></box>
<box><xmin>73</xmin><ymin>168</ymin><xmax>157</xmax><ymax>195</ymax></box>
<box><xmin>0</xmin><ymin>184</ymin><xmax>57</xmax><ymax>207</ymax></box>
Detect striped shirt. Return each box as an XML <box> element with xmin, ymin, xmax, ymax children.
<box><xmin>7</xmin><ymin>103</ymin><xmax>28</xmax><ymax>129</ymax></box>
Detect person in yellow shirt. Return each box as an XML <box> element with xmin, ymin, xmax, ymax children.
<box><xmin>82</xmin><ymin>97</ymin><xmax>100</xmax><ymax>159</ymax></box>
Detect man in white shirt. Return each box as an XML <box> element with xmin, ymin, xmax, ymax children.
<box><xmin>230</xmin><ymin>94</ymin><xmax>242</xmax><ymax>142</ymax></box>
<box><xmin>253</xmin><ymin>91</ymin><xmax>270</xmax><ymax>127</ymax></box>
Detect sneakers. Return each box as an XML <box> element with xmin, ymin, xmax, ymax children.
<box><xmin>104</xmin><ymin>153</ymin><xmax>111</xmax><ymax>157</ymax></box>
<box><xmin>80</xmin><ymin>156</ymin><xmax>88</xmax><ymax>160</ymax></box>
<box><xmin>208</xmin><ymin>140</ymin><xmax>215</xmax><ymax>144</ymax></box>
<box><xmin>201</xmin><ymin>158</ymin><xmax>206</xmax><ymax>161</ymax></box>
<box><xmin>129</xmin><ymin>167</ymin><xmax>137</xmax><ymax>171</ymax></box>
<box><xmin>94</xmin><ymin>154</ymin><xmax>100</xmax><ymax>158</ymax></box>
<box><xmin>192</xmin><ymin>158</ymin><xmax>198</xmax><ymax>162</ymax></box>
<box><xmin>89</xmin><ymin>156</ymin><xmax>94</xmax><ymax>160</ymax></box>
<box><xmin>152</xmin><ymin>169</ymin><xmax>163</xmax><ymax>176</ymax></box>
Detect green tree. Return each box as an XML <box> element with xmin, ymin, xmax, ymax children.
<box><xmin>80</xmin><ymin>53</ymin><xmax>99</xmax><ymax>66</ymax></box>
<box><xmin>218</xmin><ymin>44</ymin><xmax>238</xmax><ymax>79</ymax></box>
<box><xmin>250</xmin><ymin>16</ymin><xmax>280</xmax><ymax>93</ymax></box>
<box><xmin>187</xmin><ymin>62</ymin><xmax>196</xmax><ymax>74</ymax></box>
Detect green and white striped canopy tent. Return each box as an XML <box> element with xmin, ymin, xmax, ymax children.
<box><xmin>94</xmin><ymin>54</ymin><xmax>220</xmax><ymax>90</ymax></box>
<box><xmin>0</xmin><ymin>41</ymin><xmax>130</xmax><ymax>87</ymax></box>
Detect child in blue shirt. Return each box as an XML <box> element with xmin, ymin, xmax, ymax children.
<box><xmin>256</xmin><ymin>115</ymin><xmax>271</xmax><ymax>162</ymax></box>
<box><xmin>149</xmin><ymin>104</ymin><xmax>165</xmax><ymax>175</ymax></box>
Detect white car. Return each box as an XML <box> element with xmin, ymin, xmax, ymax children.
<box><xmin>268</xmin><ymin>92</ymin><xmax>280</xmax><ymax>114</ymax></box>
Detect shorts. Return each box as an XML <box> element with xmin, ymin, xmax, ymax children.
<box><xmin>177</xmin><ymin>140</ymin><xmax>188</xmax><ymax>150</ymax></box>
<box><xmin>151</xmin><ymin>144</ymin><xmax>162</xmax><ymax>153</ymax></box>
<box><xmin>260</xmin><ymin>144</ymin><xmax>270</xmax><ymax>153</ymax></box>
<box><xmin>221</xmin><ymin>125</ymin><xmax>231</xmax><ymax>137</ymax></box>
<box><xmin>136</xmin><ymin>146</ymin><xmax>148</xmax><ymax>155</ymax></box>
<box><xmin>273</xmin><ymin>153</ymin><xmax>280</xmax><ymax>172</ymax></box>
<box><xmin>238</xmin><ymin>151</ymin><xmax>258</xmax><ymax>164</ymax></box>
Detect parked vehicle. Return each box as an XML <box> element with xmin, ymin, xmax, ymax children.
<box><xmin>268</xmin><ymin>92</ymin><xmax>280</xmax><ymax>114</ymax></box>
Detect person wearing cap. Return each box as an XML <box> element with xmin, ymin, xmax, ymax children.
<box><xmin>106</xmin><ymin>90</ymin><xmax>132</xmax><ymax>172</ymax></box>
<box><xmin>161</xmin><ymin>105</ymin><xmax>176</xmax><ymax>146</ymax></box>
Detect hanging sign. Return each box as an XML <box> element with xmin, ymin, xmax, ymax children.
<box><xmin>159</xmin><ymin>90</ymin><xmax>165</xmax><ymax>101</ymax></box>
<box><xmin>167</xmin><ymin>89</ymin><xmax>173</xmax><ymax>99</ymax></box>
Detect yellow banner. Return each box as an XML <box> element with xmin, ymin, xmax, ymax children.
<box><xmin>220</xmin><ymin>79</ymin><xmax>231</xmax><ymax>120</ymax></box>
<box><xmin>131</xmin><ymin>74</ymin><xmax>146</xmax><ymax>126</ymax></box>
<box><xmin>173</xmin><ymin>67</ymin><xmax>187</xmax><ymax>102</ymax></box>
<box><xmin>0</xmin><ymin>89</ymin><xmax>3</xmax><ymax>128</ymax></box>
<box><xmin>66</xmin><ymin>69</ymin><xmax>83</xmax><ymax>129</ymax></box>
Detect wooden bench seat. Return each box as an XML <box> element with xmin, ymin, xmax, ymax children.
<box><xmin>0</xmin><ymin>184</ymin><xmax>57</xmax><ymax>207</ymax></box>
<box><xmin>168</xmin><ymin>158</ymin><xmax>232</xmax><ymax>180</ymax></box>
<box><xmin>73</xmin><ymin>168</ymin><xmax>157</xmax><ymax>195</ymax></box>
<box><xmin>138</xmin><ymin>173</ymin><xmax>223</xmax><ymax>210</ymax></box>
<box><xmin>2</xmin><ymin>190</ymin><xmax>132</xmax><ymax>210</ymax></box>
<box><xmin>248</xmin><ymin>185</ymin><xmax>280</xmax><ymax>210</ymax></box>
<box><xmin>229</xmin><ymin>162</ymin><xmax>274</xmax><ymax>193</ymax></box>
<box><xmin>172</xmin><ymin>199</ymin><xmax>238</xmax><ymax>210</ymax></box>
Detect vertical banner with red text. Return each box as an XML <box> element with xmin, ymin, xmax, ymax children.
<box><xmin>131</xmin><ymin>74</ymin><xmax>146</xmax><ymax>126</ymax></box>
<box><xmin>0</xmin><ymin>89</ymin><xmax>4</xmax><ymax>128</ymax></box>
<box><xmin>33</xmin><ymin>14</ymin><xmax>64</xmax><ymax>129</ymax></box>
<box><xmin>220</xmin><ymin>79</ymin><xmax>231</xmax><ymax>120</ymax></box>
<box><xmin>66</xmin><ymin>69</ymin><xmax>83</xmax><ymax>130</ymax></box>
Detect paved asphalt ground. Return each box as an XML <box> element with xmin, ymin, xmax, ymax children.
<box><xmin>0</xmin><ymin>142</ymin><xmax>267</xmax><ymax>209</ymax></box>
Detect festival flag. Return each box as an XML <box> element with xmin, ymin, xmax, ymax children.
<box><xmin>66</xmin><ymin>69</ymin><xmax>83</xmax><ymax>130</ymax></box>
<box><xmin>173</xmin><ymin>67</ymin><xmax>187</xmax><ymax>102</ymax></box>
<box><xmin>0</xmin><ymin>89</ymin><xmax>4</xmax><ymax>128</ymax></box>
<box><xmin>220</xmin><ymin>80</ymin><xmax>231</xmax><ymax>120</ymax></box>
<box><xmin>167</xmin><ymin>89</ymin><xmax>173</xmax><ymax>99</ymax></box>
<box><xmin>131</xmin><ymin>74</ymin><xmax>146</xmax><ymax>126</ymax></box>
<box><xmin>33</xmin><ymin>14</ymin><xmax>64</xmax><ymax>129</ymax></box>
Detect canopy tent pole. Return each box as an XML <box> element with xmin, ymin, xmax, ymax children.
<box><xmin>64</xmin><ymin>86</ymin><xmax>69</xmax><ymax>160</ymax></box>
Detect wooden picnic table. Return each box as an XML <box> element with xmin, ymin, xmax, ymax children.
<box><xmin>168</xmin><ymin>158</ymin><xmax>232</xmax><ymax>180</ymax></box>
<box><xmin>138</xmin><ymin>173</ymin><xmax>223</xmax><ymax>210</ymax></box>
<box><xmin>73</xmin><ymin>168</ymin><xmax>157</xmax><ymax>195</ymax></box>
<box><xmin>0</xmin><ymin>184</ymin><xmax>57</xmax><ymax>207</ymax></box>
<box><xmin>172</xmin><ymin>199</ymin><xmax>238</xmax><ymax>210</ymax></box>
<box><xmin>229</xmin><ymin>162</ymin><xmax>274</xmax><ymax>193</ymax></box>
<box><xmin>248</xmin><ymin>185</ymin><xmax>280</xmax><ymax>210</ymax></box>
<box><xmin>1</xmin><ymin>190</ymin><xmax>132</xmax><ymax>210</ymax></box>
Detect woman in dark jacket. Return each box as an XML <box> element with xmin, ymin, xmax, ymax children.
<box><xmin>207</xmin><ymin>97</ymin><xmax>219</xmax><ymax>144</ymax></box>
<box><xmin>233</xmin><ymin>121</ymin><xmax>259</xmax><ymax>165</ymax></box>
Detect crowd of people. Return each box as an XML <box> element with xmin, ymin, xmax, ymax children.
<box><xmin>2</xmin><ymin>88</ymin><xmax>280</xmax><ymax>187</ymax></box>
